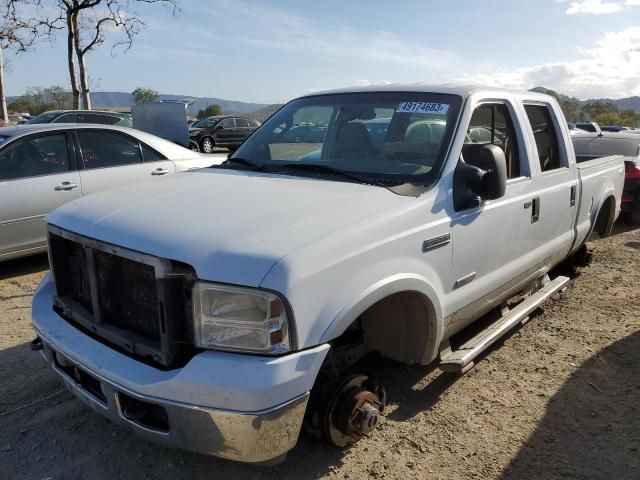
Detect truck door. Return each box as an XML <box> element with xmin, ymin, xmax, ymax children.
<box><xmin>449</xmin><ymin>101</ymin><xmax>543</xmax><ymax>334</ymax></box>
<box><xmin>521</xmin><ymin>102</ymin><xmax>576</xmax><ymax>263</ymax></box>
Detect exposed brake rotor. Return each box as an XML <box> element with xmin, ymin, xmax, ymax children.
<box><xmin>323</xmin><ymin>374</ymin><xmax>386</xmax><ymax>447</ymax></box>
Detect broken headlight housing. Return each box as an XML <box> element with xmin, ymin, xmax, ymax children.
<box><xmin>193</xmin><ymin>282</ymin><xmax>292</xmax><ymax>354</ymax></box>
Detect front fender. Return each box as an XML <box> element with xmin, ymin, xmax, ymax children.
<box><xmin>319</xmin><ymin>274</ymin><xmax>444</xmax><ymax>363</ymax></box>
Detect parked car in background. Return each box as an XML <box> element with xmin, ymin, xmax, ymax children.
<box><xmin>0</xmin><ymin>124</ymin><xmax>222</xmax><ymax>261</ymax></box>
<box><xmin>601</xmin><ymin>125</ymin><xmax>631</xmax><ymax>133</ymax></box>
<box><xmin>574</xmin><ymin>122</ymin><xmax>601</xmax><ymax>133</ymax></box>
<box><xmin>31</xmin><ymin>85</ymin><xmax>623</xmax><ymax>463</ymax></box>
<box><xmin>280</xmin><ymin>124</ymin><xmax>327</xmax><ymax>143</ymax></box>
<box><xmin>189</xmin><ymin>115</ymin><xmax>260</xmax><ymax>153</ymax></box>
<box><xmin>572</xmin><ymin>129</ymin><xmax>640</xmax><ymax>223</ymax></box>
<box><xmin>25</xmin><ymin>110</ymin><xmax>133</xmax><ymax>127</ymax></box>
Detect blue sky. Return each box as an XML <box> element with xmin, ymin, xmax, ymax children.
<box><xmin>6</xmin><ymin>0</ymin><xmax>640</xmax><ymax>103</ymax></box>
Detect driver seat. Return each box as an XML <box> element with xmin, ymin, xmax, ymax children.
<box><xmin>333</xmin><ymin>123</ymin><xmax>377</xmax><ymax>160</ymax></box>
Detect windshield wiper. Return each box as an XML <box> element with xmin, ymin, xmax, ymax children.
<box><xmin>281</xmin><ymin>163</ymin><xmax>399</xmax><ymax>189</ymax></box>
<box><xmin>214</xmin><ymin>157</ymin><xmax>270</xmax><ymax>172</ymax></box>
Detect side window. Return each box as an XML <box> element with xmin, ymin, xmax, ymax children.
<box><xmin>0</xmin><ymin>134</ymin><xmax>70</xmax><ymax>180</ymax></box>
<box><xmin>93</xmin><ymin>114</ymin><xmax>121</xmax><ymax>125</ymax></box>
<box><xmin>53</xmin><ymin>113</ymin><xmax>78</xmax><ymax>123</ymax></box>
<box><xmin>524</xmin><ymin>105</ymin><xmax>563</xmax><ymax>172</ymax></box>
<box><xmin>141</xmin><ymin>144</ymin><xmax>166</xmax><ymax>162</ymax></box>
<box><xmin>235</xmin><ymin>118</ymin><xmax>250</xmax><ymax>128</ymax></box>
<box><xmin>464</xmin><ymin>103</ymin><xmax>522</xmax><ymax>179</ymax></box>
<box><xmin>249</xmin><ymin>119</ymin><xmax>260</xmax><ymax>128</ymax></box>
<box><xmin>77</xmin><ymin>131</ymin><xmax>142</xmax><ymax>169</ymax></box>
<box><xmin>221</xmin><ymin>118</ymin><xmax>235</xmax><ymax>128</ymax></box>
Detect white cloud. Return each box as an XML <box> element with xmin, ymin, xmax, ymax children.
<box><xmin>626</xmin><ymin>0</ymin><xmax>640</xmax><ymax>5</ymax></box>
<box><xmin>189</xmin><ymin>0</ymin><xmax>472</xmax><ymax>73</ymax></box>
<box><xmin>565</xmin><ymin>0</ymin><xmax>624</xmax><ymax>14</ymax></box>
<box><xmin>459</xmin><ymin>27</ymin><xmax>640</xmax><ymax>98</ymax></box>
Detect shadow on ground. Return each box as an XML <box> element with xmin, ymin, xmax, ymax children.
<box><xmin>500</xmin><ymin>331</ymin><xmax>640</xmax><ymax>480</ymax></box>
<box><xmin>0</xmin><ymin>253</ymin><xmax>49</xmax><ymax>281</ymax></box>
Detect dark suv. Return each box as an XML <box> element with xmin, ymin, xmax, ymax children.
<box><xmin>189</xmin><ymin>115</ymin><xmax>260</xmax><ymax>153</ymax></box>
<box><xmin>25</xmin><ymin>110</ymin><xmax>133</xmax><ymax>127</ymax></box>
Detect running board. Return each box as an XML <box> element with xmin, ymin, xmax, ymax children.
<box><xmin>439</xmin><ymin>276</ymin><xmax>570</xmax><ymax>374</ymax></box>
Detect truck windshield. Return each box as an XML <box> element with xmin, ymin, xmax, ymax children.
<box><xmin>232</xmin><ymin>92</ymin><xmax>463</xmax><ymax>189</ymax></box>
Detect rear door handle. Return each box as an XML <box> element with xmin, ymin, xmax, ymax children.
<box><xmin>570</xmin><ymin>185</ymin><xmax>576</xmax><ymax>206</ymax></box>
<box><xmin>54</xmin><ymin>182</ymin><xmax>79</xmax><ymax>191</ymax></box>
<box><xmin>531</xmin><ymin>196</ymin><xmax>540</xmax><ymax>223</ymax></box>
<box><xmin>151</xmin><ymin>168</ymin><xmax>170</xmax><ymax>176</ymax></box>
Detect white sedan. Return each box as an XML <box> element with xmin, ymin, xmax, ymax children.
<box><xmin>0</xmin><ymin>124</ymin><xmax>225</xmax><ymax>261</ymax></box>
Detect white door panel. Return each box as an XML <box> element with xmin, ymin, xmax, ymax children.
<box><xmin>79</xmin><ymin>161</ymin><xmax>176</xmax><ymax>196</ymax></box>
<box><xmin>0</xmin><ymin>172</ymin><xmax>82</xmax><ymax>255</ymax></box>
<box><xmin>449</xmin><ymin>178</ymin><xmax>540</xmax><ymax>332</ymax></box>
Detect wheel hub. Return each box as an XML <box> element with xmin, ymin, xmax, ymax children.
<box><xmin>324</xmin><ymin>374</ymin><xmax>385</xmax><ymax>447</ymax></box>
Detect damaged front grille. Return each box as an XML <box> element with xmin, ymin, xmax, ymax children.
<box><xmin>48</xmin><ymin>226</ymin><xmax>196</xmax><ymax>368</ymax></box>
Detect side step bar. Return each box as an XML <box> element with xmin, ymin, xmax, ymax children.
<box><xmin>439</xmin><ymin>275</ymin><xmax>570</xmax><ymax>374</ymax></box>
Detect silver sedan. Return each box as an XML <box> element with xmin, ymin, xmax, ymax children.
<box><xmin>0</xmin><ymin>124</ymin><xmax>224</xmax><ymax>262</ymax></box>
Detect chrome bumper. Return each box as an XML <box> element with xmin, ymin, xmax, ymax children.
<box><xmin>37</xmin><ymin>339</ymin><xmax>309</xmax><ymax>463</ymax></box>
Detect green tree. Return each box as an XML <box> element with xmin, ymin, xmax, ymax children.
<box><xmin>8</xmin><ymin>86</ymin><xmax>55</xmax><ymax>115</ymax></box>
<box><xmin>47</xmin><ymin>85</ymin><xmax>73</xmax><ymax>109</ymax></box>
<box><xmin>132</xmin><ymin>87</ymin><xmax>159</xmax><ymax>104</ymax></box>
<box><xmin>197</xmin><ymin>104</ymin><xmax>222</xmax><ymax>119</ymax></box>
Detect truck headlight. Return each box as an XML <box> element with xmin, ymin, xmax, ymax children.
<box><xmin>193</xmin><ymin>282</ymin><xmax>292</xmax><ymax>354</ymax></box>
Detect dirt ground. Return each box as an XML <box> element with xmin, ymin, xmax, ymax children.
<box><xmin>1</xmin><ymin>224</ymin><xmax>639</xmax><ymax>480</ymax></box>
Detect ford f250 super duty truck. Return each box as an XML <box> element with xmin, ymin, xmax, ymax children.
<box><xmin>31</xmin><ymin>85</ymin><xmax>624</xmax><ymax>464</ymax></box>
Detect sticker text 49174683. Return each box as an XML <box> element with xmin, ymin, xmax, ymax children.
<box><xmin>396</xmin><ymin>102</ymin><xmax>449</xmax><ymax>115</ymax></box>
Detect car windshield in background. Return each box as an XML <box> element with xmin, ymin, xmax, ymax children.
<box><xmin>232</xmin><ymin>92</ymin><xmax>462</xmax><ymax>188</ymax></box>
<box><xmin>25</xmin><ymin>112</ymin><xmax>61</xmax><ymax>124</ymax></box>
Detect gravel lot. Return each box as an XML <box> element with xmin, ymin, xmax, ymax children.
<box><xmin>1</xmin><ymin>224</ymin><xmax>639</xmax><ymax>480</ymax></box>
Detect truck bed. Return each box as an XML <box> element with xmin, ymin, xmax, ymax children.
<box><xmin>574</xmin><ymin>154</ymin><xmax>625</xmax><ymax>248</ymax></box>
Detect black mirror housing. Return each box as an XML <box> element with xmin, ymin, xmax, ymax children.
<box><xmin>454</xmin><ymin>144</ymin><xmax>508</xmax><ymax>211</ymax></box>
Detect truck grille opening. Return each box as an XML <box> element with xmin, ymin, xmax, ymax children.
<box><xmin>94</xmin><ymin>249</ymin><xmax>160</xmax><ymax>341</ymax></box>
<box><xmin>48</xmin><ymin>228</ymin><xmax>197</xmax><ymax>368</ymax></box>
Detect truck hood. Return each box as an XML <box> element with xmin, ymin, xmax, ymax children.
<box><xmin>48</xmin><ymin>169</ymin><xmax>410</xmax><ymax>286</ymax></box>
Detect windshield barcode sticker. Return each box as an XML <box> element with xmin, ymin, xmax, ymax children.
<box><xmin>396</xmin><ymin>102</ymin><xmax>449</xmax><ymax>115</ymax></box>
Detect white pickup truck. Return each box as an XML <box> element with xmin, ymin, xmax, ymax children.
<box><xmin>31</xmin><ymin>85</ymin><xmax>624</xmax><ymax>464</ymax></box>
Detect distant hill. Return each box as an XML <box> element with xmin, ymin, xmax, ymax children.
<box><xmin>88</xmin><ymin>91</ymin><xmax>269</xmax><ymax>116</ymax></box>
<box><xmin>530</xmin><ymin>87</ymin><xmax>640</xmax><ymax>113</ymax></box>
<box><xmin>247</xmin><ymin>103</ymin><xmax>284</xmax><ymax>122</ymax></box>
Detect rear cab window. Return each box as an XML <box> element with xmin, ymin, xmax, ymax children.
<box><xmin>523</xmin><ymin>104</ymin><xmax>567</xmax><ymax>173</ymax></box>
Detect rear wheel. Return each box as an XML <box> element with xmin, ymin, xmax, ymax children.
<box><xmin>200</xmin><ymin>137</ymin><xmax>215</xmax><ymax>153</ymax></box>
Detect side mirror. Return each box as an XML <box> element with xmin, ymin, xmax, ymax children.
<box><xmin>453</xmin><ymin>144</ymin><xmax>507</xmax><ymax>211</ymax></box>
<box><xmin>215</xmin><ymin>124</ymin><xmax>224</xmax><ymax>130</ymax></box>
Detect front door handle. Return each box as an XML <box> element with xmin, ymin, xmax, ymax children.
<box><xmin>531</xmin><ymin>196</ymin><xmax>540</xmax><ymax>223</ymax></box>
<box><xmin>570</xmin><ymin>185</ymin><xmax>576</xmax><ymax>206</ymax></box>
<box><xmin>151</xmin><ymin>168</ymin><xmax>170</xmax><ymax>176</ymax></box>
<box><xmin>54</xmin><ymin>182</ymin><xmax>79</xmax><ymax>191</ymax></box>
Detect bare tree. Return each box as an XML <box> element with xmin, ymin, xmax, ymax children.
<box><xmin>0</xmin><ymin>1</ymin><xmax>39</xmax><ymax>123</ymax></box>
<box><xmin>46</xmin><ymin>0</ymin><xmax>178</xmax><ymax>110</ymax></box>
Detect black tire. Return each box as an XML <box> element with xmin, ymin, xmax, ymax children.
<box><xmin>200</xmin><ymin>137</ymin><xmax>215</xmax><ymax>153</ymax></box>
<box><xmin>631</xmin><ymin>211</ymin><xmax>640</xmax><ymax>225</ymax></box>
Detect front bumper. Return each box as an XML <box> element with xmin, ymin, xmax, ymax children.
<box><xmin>37</xmin><ymin>340</ymin><xmax>308</xmax><ymax>463</ymax></box>
<box><xmin>32</xmin><ymin>274</ymin><xmax>330</xmax><ymax>463</ymax></box>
